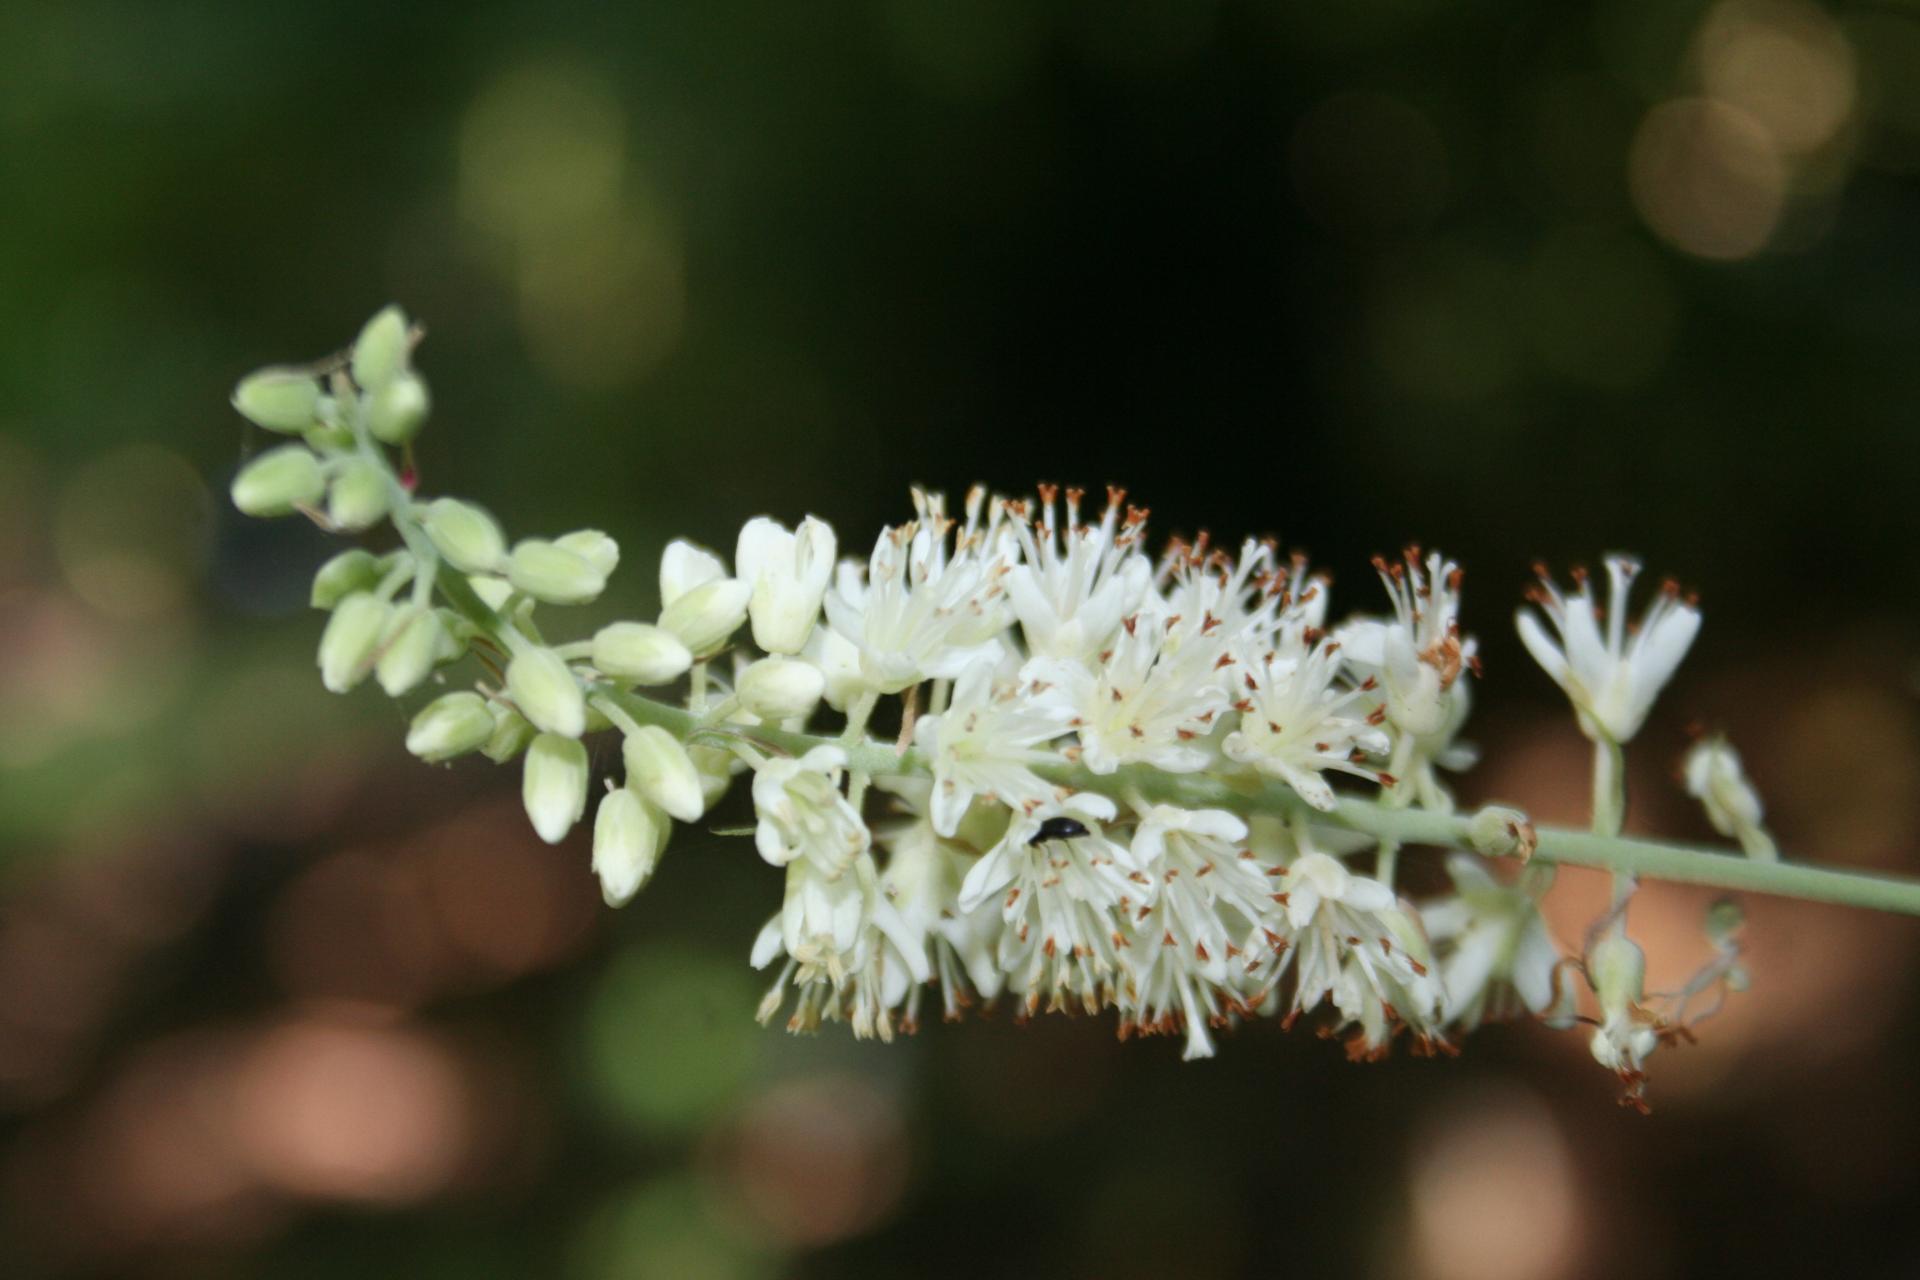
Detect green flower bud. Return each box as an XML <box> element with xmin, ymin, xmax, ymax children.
<box><xmin>506</xmin><ymin>538</ymin><xmax>607</xmax><ymax>605</ymax></box>
<box><xmin>658</xmin><ymin>577</ymin><xmax>750</xmax><ymax>657</ymax></box>
<box><xmin>591</xmin><ymin>622</ymin><xmax>691</xmax><ymax>685</ymax></box>
<box><xmin>506</xmin><ymin>645</ymin><xmax>585</xmax><ymax>737</ymax></box>
<box><xmin>593</xmin><ymin>788</ymin><xmax>669</xmax><ymax>906</ymax></box>
<box><xmin>421</xmin><ymin>498</ymin><xmax>506</xmax><ymax>574</ymax></box>
<box><xmin>232</xmin><ymin>367</ymin><xmax>323</xmax><ymax>433</ymax></box>
<box><xmin>367</xmin><ymin>372</ymin><xmax>430</xmax><ymax>445</ymax></box>
<box><xmin>482</xmin><ymin>701</ymin><xmax>536</xmax><ymax>762</ymax></box>
<box><xmin>406</xmin><ymin>691</ymin><xmax>495</xmax><ymax>762</ymax></box>
<box><xmin>1705</xmin><ymin>898</ymin><xmax>1744</xmax><ymax>947</ymax></box>
<box><xmin>318</xmin><ymin>592</ymin><xmax>390</xmax><ymax>693</ymax></box>
<box><xmin>555</xmin><ymin>529</ymin><xmax>619</xmax><ymax>579</ymax></box>
<box><xmin>303</xmin><ymin>424</ymin><xmax>357</xmax><ymax>453</ymax></box>
<box><xmin>231</xmin><ymin>444</ymin><xmax>325</xmax><ymax>517</ymax></box>
<box><xmin>1589</xmin><ymin>934</ymin><xmax>1646</xmax><ymax>1023</ymax></box>
<box><xmin>523</xmin><ymin>733</ymin><xmax>589</xmax><ymax>844</ymax></box>
<box><xmin>1467</xmin><ymin>805</ymin><xmax>1538</xmax><ymax>863</ymax></box>
<box><xmin>621</xmin><ymin>725</ymin><xmax>705</xmax><ymax>822</ymax></box>
<box><xmin>351</xmin><ymin>305</ymin><xmax>410</xmax><ymax>391</ymax></box>
<box><xmin>311</xmin><ymin>549</ymin><xmax>382</xmax><ymax>610</ymax></box>
<box><xmin>736</xmin><ymin>655</ymin><xmax>825</xmax><ymax>721</ymax></box>
<box><xmin>327</xmin><ymin>457</ymin><xmax>391</xmax><ymax>531</ymax></box>
<box><xmin>376</xmin><ymin>608</ymin><xmax>446</xmax><ymax>696</ymax></box>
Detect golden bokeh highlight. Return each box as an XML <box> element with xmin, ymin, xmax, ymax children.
<box><xmin>1629</xmin><ymin>97</ymin><xmax>1786</xmax><ymax>261</ymax></box>
<box><xmin>1697</xmin><ymin>0</ymin><xmax>1855</xmax><ymax>157</ymax></box>
<box><xmin>1628</xmin><ymin>0</ymin><xmax>1859</xmax><ymax>260</ymax></box>
<box><xmin>1407</xmin><ymin>1087</ymin><xmax>1583</xmax><ymax>1280</ymax></box>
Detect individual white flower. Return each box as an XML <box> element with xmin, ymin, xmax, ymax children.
<box><xmin>1334</xmin><ymin>549</ymin><xmax>1481</xmax><ymax>809</ymax></box>
<box><xmin>1586</xmin><ymin>933</ymin><xmax>1662</xmax><ymax>1107</ymax></box>
<box><xmin>750</xmin><ymin>745</ymin><xmax>870</xmax><ymax>876</ymax></box>
<box><xmin>506</xmin><ymin>644</ymin><xmax>587</xmax><ymax>738</ymax></box>
<box><xmin>592</xmin><ymin>787</ymin><xmax>669</xmax><ymax>907</ymax></box>
<box><xmin>622</xmin><ymin>725</ymin><xmax>707</xmax><ymax>822</ymax></box>
<box><xmin>1003</xmin><ymin>484</ymin><xmax>1155</xmax><ymax>664</ymax></box>
<box><xmin>1346</xmin><ymin>550</ymin><xmax>1475</xmax><ymax>732</ymax></box>
<box><xmin>801</xmin><ymin>622</ymin><xmax>868</xmax><ymax>713</ymax></box>
<box><xmin>913</xmin><ymin>656</ymin><xmax>1075</xmax><ymax>837</ymax></box>
<box><xmin>1683</xmin><ymin>734</ymin><xmax>1775</xmax><ymax>860</ymax></box>
<box><xmin>657</xmin><ymin>539</ymin><xmax>750</xmax><ymax>655</ymax></box>
<box><xmin>1120</xmin><ymin>805</ymin><xmax>1274</xmax><ymax>1059</ymax></box>
<box><xmin>750</xmin><ymin>854</ymin><xmax>931</xmax><ymax>1041</ymax></box>
<box><xmin>1024</xmin><ymin>610</ymin><xmax>1232</xmax><ymax>776</ymax></box>
<box><xmin>522</xmin><ymin>733</ymin><xmax>589</xmax><ymax>844</ymax></box>
<box><xmin>591</xmin><ymin>621</ymin><xmax>692</xmax><ymax>685</ymax></box>
<box><xmin>736</xmin><ymin>515</ymin><xmax>836</xmax><ymax>654</ymax></box>
<box><xmin>877</xmin><ymin>816</ymin><xmax>1005</xmax><ymax>1026</ymax></box>
<box><xmin>1516</xmin><ymin>555</ymin><xmax>1700</xmax><ymax>744</ymax></box>
<box><xmin>957</xmin><ymin>794</ymin><xmax>1147</xmax><ymax>1016</ymax></box>
<box><xmin>1220</xmin><ymin>641</ymin><xmax>1390</xmax><ymax>809</ymax></box>
<box><xmin>1420</xmin><ymin>854</ymin><xmax>1559</xmax><ymax>1033</ymax></box>
<box><xmin>735</xmin><ymin>655</ymin><xmax>826</xmax><ymax>722</ymax></box>
<box><xmin>1258</xmin><ymin>851</ymin><xmax>1442</xmax><ymax>1055</ymax></box>
<box><xmin>659</xmin><ymin>539</ymin><xmax>727</xmax><ymax>603</ymax></box>
<box><xmin>821</xmin><ymin>488</ymin><xmax>1013</xmax><ymax>695</ymax></box>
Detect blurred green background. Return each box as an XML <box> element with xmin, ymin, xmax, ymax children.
<box><xmin>3</xmin><ymin>0</ymin><xmax>1920</xmax><ymax>1275</ymax></box>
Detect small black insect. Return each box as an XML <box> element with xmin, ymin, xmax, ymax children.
<box><xmin>1028</xmin><ymin>816</ymin><xmax>1090</xmax><ymax>845</ymax></box>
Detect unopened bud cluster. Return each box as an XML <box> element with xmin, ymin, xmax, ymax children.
<box><xmin>233</xmin><ymin>309</ymin><xmax>1768</xmax><ymax>1108</ymax></box>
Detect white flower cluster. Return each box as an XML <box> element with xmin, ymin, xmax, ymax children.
<box><xmin>232</xmin><ymin>310</ymin><xmax>1767</xmax><ymax>1103</ymax></box>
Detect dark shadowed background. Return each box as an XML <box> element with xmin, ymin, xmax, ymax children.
<box><xmin>2</xmin><ymin>0</ymin><xmax>1918</xmax><ymax>1276</ymax></box>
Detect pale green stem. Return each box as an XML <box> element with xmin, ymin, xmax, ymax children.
<box><xmin>1375</xmin><ymin>838</ymin><xmax>1400</xmax><ymax>890</ymax></box>
<box><xmin>368</xmin><ymin>446</ymin><xmax>1920</xmax><ymax>923</ymax></box>
<box><xmin>1592</xmin><ymin>736</ymin><xmax>1635</xmax><ymax>935</ymax></box>
<box><xmin>582</xmin><ymin>686</ymin><xmax>1920</xmax><ymax>919</ymax></box>
<box><xmin>840</xmin><ymin>690</ymin><xmax>881</xmax><ymax>812</ymax></box>
<box><xmin>1591</xmin><ymin>736</ymin><xmax>1626</xmax><ymax>839</ymax></box>
<box><xmin>1376</xmin><ymin>736</ymin><xmax>1416</xmax><ymax>887</ymax></box>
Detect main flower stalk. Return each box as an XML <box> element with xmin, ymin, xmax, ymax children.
<box><xmin>228</xmin><ymin>307</ymin><xmax>1918</xmax><ymax>1108</ymax></box>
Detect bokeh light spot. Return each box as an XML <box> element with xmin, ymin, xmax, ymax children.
<box><xmin>716</xmin><ymin>1073</ymin><xmax>910</xmax><ymax>1248</ymax></box>
<box><xmin>1407</xmin><ymin>1086</ymin><xmax>1582</xmax><ymax>1280</ymax></box>
<box><xmin>232</xmin><ymin>1017</ymin><xmax>470</xmax><ymax>1206</ymax></box>
<box><xmin>53</xmin><ymin>445</ymin><xmax>210</xmax><ymax>622</ymax></box>
<box><xmin>1697</xmin><ymin>0</ymin><xmax>1856</xmax><ymax>157</ymax></box>
<box><xmin>1629</xmin><ymin>96</ymin><xmax>1786</xmax><ymax>260</ymax></box>
<box><xmin>459</xmin><ymin>62</ymin><xmax>628</xmax><ymax>245</ymax></box>
<box><xmin>571</xmin><ymin>1173</ymin><xmax>774</xmax><ymax>1280</ymax></box>
<box><xmin>581</xmin><ymin>945</ymin><xmax>761</xmax><ymax>1136</ymax></box>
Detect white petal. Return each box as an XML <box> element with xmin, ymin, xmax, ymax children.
<box><xmin>1514</xmin><ymin>609</ymin><xmax>1571</xmax><ymax>687</ymax></box>
<box><xmin>957</xmin><ymin>844</ymin><xmax>1014</xmax><ymax>913</ymax></box>
<box><xmin>735</xmin><ymin>516</ymin><xmax>793</xmax><ymax>583</ymax></box>
<box><xmin>659</xmin><ymin>540</ymin><xmax>726</xmax><ymax>605</ymax></box>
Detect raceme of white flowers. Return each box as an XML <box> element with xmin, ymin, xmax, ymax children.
<box><xmin>230</xmin><ymin>308</ymin><xmax>1763</xmax><ymax>1109</ymax></box>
